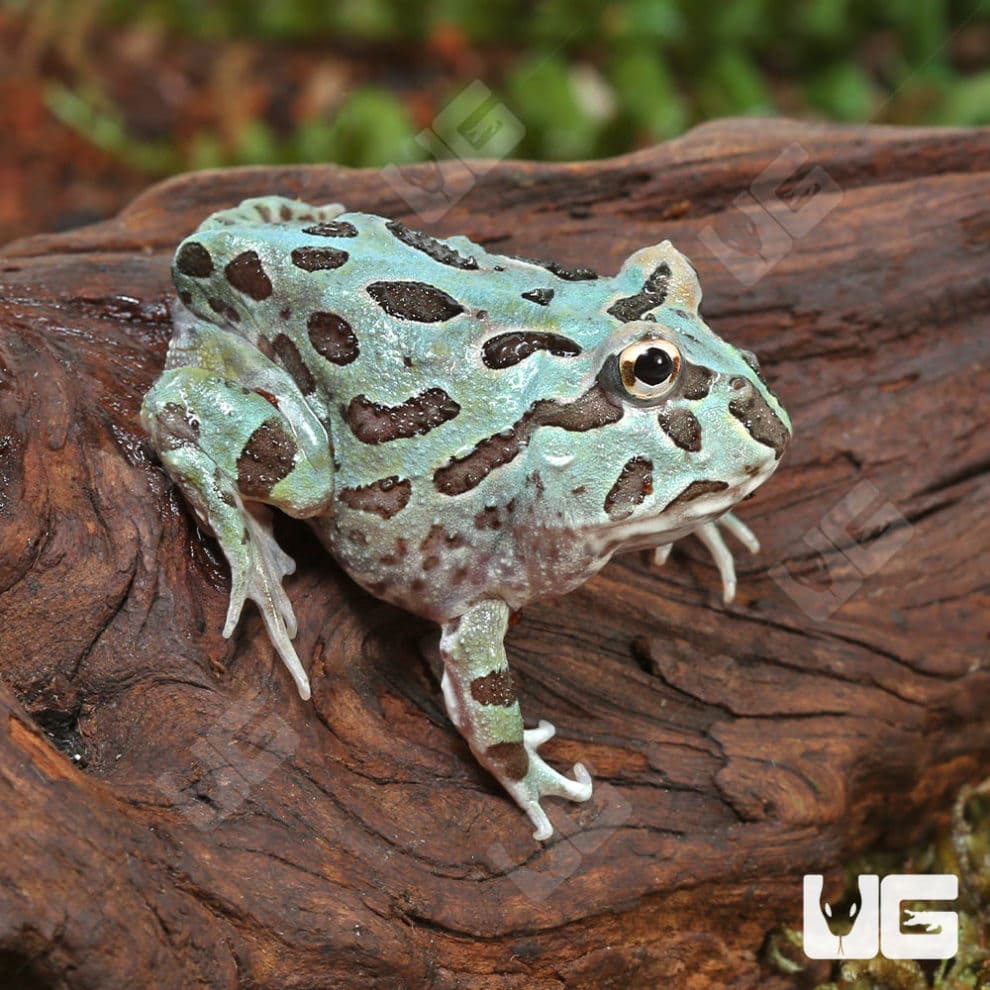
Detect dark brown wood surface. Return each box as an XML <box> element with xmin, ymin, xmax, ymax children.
<box><xmin>1</xmin><ymin>118</ymin><xmax>988</xmax><ymax>990</ymax></box>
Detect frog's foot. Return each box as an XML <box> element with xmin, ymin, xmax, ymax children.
<box><xmin>223</xmin><ymin>503</ymin><xmax>311</xmax><ymax>700</ymax></box>
<box><xmin>652</xmin><ymin>511</ymin><xmax>761</xmax><ymax>603</ymax></box>
<box><xmin>198</xmin><ymin>196</ymin><xmax>346</xmax><ymax>232</ymax></box>
<box><xmin>142</xmin><ymin>361</ymin><xmax>335</xmax><ymax>701</ymax></box>
<box><xmin>440</xmin><ymin>602</ymin><xmax>593</xmax><ymax>841</ymax></box>
<box><xmin>502</xmin><ymin>720</ymin><xmax>593</xmax><ymax>841</ymax></box>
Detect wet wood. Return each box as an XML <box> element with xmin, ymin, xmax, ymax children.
<box><xmin>1</xmin><ymin>118</ymin><xmax>988</xmax><ymax>989</ymax></box>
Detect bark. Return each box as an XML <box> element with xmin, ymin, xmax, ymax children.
<box><xmin>0</xmin><ymin>118</ymin><xmax>988</xmax><ymax>989</ymax></box>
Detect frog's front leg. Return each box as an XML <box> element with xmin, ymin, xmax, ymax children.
<box><xmin>142</xmin><ymin>364</ymin><xmax>334</xmax><ymax>700</ymax></box>
<box><xmin>653</xmin><ymin>511</ymin><xmax>761</xmax><ymax>603</ymax></box>
<box><xmin>439</xmin><ymin>601</ymin><xmax>592</xmax><ymax>840</ymax></box>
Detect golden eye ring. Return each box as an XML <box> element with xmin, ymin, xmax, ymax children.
<box><xmin>617</xmin><ymin>339</ymin><xmax>682</xmax><ymax>400</ymax></box>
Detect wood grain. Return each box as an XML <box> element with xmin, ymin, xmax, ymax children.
<box><xmin>1</xmin><ymin>118</ymin><xmax>988</xmax><ymax>989</ymax></box>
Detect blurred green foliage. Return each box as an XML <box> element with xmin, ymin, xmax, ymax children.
<box><xmin>23</xmin><ymin>0</ymin><xmax>990</xmax><ymax>174</ymax></box>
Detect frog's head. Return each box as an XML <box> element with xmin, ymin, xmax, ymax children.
<box><xmin>523</xmin><ymin>241</ymin><xmax>791</xmax><ymax>556</ymax></box>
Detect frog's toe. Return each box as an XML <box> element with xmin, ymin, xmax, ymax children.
<box><xmin>508</xmin><ymin>724</ymin><xmax>595</xmax><ymax>840</ymax></box>
<box><xmin>260</xmin><ymin>604</ymin><xmax>311</xmax><ymax>701</ymax></box>
<box><xmin>514</xmin><ymin>757</ymin><xmax>594</xmax><ymax>841</ymax></box>
<box><xmin>536</xmin><ymin>759</ymin><xmax>593</xmax><ymax>803</ymax></box>
<box><xmin>244</xmin><ymin>565</ymin><xmax>308</xmax><ymax>698</ymax></box>
<box><xmin>694</xmin><ymin>521</ymin><xmax>737</xmax><ymax>603</ymax></box>
<box><xmin>694</xmin><ymin>512</ymin><xmax>763</xmax><ymax>603</ymax></box>
<box><xmin>523</xmin><ymin>719</ymin><xmax>556</xmax><ymax>748</ymax></box>
<box><xmin>279</xmin><ymin>600</ymin><xmax>298</xmax><ymax>640</ymax></box>
<box><xmin>222</xmin><ymin>507</ymin><xmax>310</xmax><ymax>698</ymax></box>
<box><xmin>222</xmin><ymin>557</ymin><xmax>309</xmax><ymax>697</ymax></box>
<box><xmin>524</xmin><ymin>803</ymin><xmax>554</xmax><ymax>843</ymax></box>
<box><xmin>222</xmin><ymin>544</ymin><xmax>258</xmax><ymax>638</ymax></box>
<box><xmin>652</xmin><ymin>543</ymin><xmax>673</xmax><ymax>568</ymax></box>
<box><xmin>719</xmin><ymin>511</ymin><xmax>761</xmax><ymax>554</ymax></box>
<box><xmin>524</xmin><ymin>721</ymin><xmax>594</xmax><ymax>800</ymax></box>
<box><xmin>222</xmin><ymin>582</ymin><xmax>249</xmax><ymax>639</ymax></box>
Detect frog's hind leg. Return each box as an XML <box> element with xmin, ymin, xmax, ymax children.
<box><xmin>197</xmin><ymin>196</ymin><xmax>347</xmax><ymax>233</ymax></box>
<box><xmin>141</xmin><ymin>345</ymin><xmax>335</xmax><ymax>700</ymax></box>
<box><xmin>439</xmin><ymin>601</ymin><xmax>593</xmax><ymax>840</ymax></box>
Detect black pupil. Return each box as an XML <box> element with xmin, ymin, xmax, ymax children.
<box><xmin>633</xmin><ymin>347</ymin><xmax>674</xmax><ymax>386</ymax></box>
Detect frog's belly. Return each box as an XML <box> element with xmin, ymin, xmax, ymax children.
<box><xmin>309</xmin><ymin>514</ymin><xmax>610</xmax><ymax>623</ymax></box>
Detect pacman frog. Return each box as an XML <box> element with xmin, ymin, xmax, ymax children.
<box><xmin>141</xmin><ymin>196</ymin><xmax>791</xmax><ymax>840</ymax></box>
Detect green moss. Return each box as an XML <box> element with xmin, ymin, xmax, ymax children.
<box><xmin>27</xmin><ymin>0</ymin><xmax>990</xmax><ymax>174</ymax></box>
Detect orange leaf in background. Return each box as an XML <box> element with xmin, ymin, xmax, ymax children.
<box><xmin>429</xmin><ymin>22</ymin><xmax>468</xmax><ymax>62</ymax></box>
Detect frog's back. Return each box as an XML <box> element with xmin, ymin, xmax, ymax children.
<box><xmin>172</xmin><ymin>197</ymin><xmax>613</xmax><ymax>369</ymax></box>
<box><xmin>168</xmin><ymin>196</ymin><xmax>627</xmax><ymax>494</ymax></box>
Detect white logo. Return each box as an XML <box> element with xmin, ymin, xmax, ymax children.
<box><xmin>803</xmin><ymin>874</ymin><xmax>958</xmax><ymax>960</ymax></box>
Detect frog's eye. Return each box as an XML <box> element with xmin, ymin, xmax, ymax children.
<box><xmin>618</xmin><ymin>339</ymin><xmax>681</xmax><ymax>400</ymax></box>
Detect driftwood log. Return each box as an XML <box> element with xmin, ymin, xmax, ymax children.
<box><xmin>1</xmin><ymin>118</ymin><xmax>988</xmax><ymax>990</ymax></box>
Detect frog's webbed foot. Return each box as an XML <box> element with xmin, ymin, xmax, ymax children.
<box><xmin>653</xmin><ymin>511</ymin><xmax>761</xmax><ymax>603</ymax></box>
<box><xmin>440</xmin><ymin>601</ymin><xmax>593</xmax><ymax>841</ymax></box>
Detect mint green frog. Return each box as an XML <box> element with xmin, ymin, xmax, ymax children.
<box><xmin>141</xmin><ymin>196</ymin><xmax>791</xmax><ymax>840</ymax></box>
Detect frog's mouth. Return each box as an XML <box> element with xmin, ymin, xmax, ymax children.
<box><xmin>589</xmin><ymin>455</ymin><xmax>779</xmax><ymax>558</ymax></box>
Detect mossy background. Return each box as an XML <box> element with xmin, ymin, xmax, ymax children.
<box><xmin>1</xmin><ymin>0</ymin><xmax>989</xmax><ymax>241</ymax></box>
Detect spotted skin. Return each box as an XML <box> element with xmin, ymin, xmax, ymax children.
<box><xmin>482</xmin><ymin>331</ymin><xmax>580</xmax><ymax>369</ymax></box>
<box><xmin>291</xmin><ymin>246</ymin><xmax>350</xmax><ymax>272</ymax></box>
<box><xmin>338</xmin><ymin>476</ymin><xmax>411</xmax><ymax>519</ymax></box>
<box><xmin>225</xmin><ymin>251</ymin><xmax>273</xmax><ymax>300</ymax></box>
<box><xmin>658</xmin><ymin>406</ymin><xmax>702</xmax><ymax>452</ymax></box>
<box><xmin>141</xmin><ymin>195</ymin><xmax>792</xmax><ymax>841</ymax></box>
<box><xmin>345</xmin><ymin>388</ymin><xmax>461</xmax><ymax>444</ymax></box>
<box><xmin>307</xmin><ymin>311</ymin><xmax>359</xmax><ymax>365</ymax></box>
<box><xmin>470</xmin><ymin>668</ymin><xmax>518</xmax><ymax>706</ymax></box>
<box><xmin>607</xmin><ymin>262</ymin><xmax>671</xmax><ymax>322</ymax></box>
<box><xmin>604</xmin><ymin>455</ymin><xmax>654</xmax><ymax>519</ymax></box>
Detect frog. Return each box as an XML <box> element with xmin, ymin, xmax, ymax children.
<box><xmin>141</xmin><ymin>195</ymin><xmax>791</xmax><ymax>841</ymax></box>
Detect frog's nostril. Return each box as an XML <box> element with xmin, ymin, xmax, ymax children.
<box><xmin>729</xmin><ymin>376</ymin><xmax>748</xmax><ymax>391</ymax></box>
